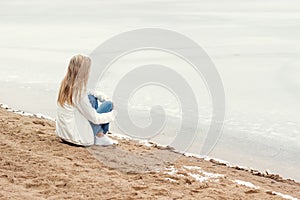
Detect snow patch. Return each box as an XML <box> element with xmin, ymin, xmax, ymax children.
<box><xmin>188</xmin><ymin>173</ymin><xmax>209</xmax><ymax>182</ymax></box>
<box><xmin>138</xmin><ymin>140</ymin><xmax>154</xmax><ymax>147</ymax></box>
<box><xmin>201</xmin><ymin>171</ymin><xmax>224</xmax><ymax>179</ymax></box>
<box><xmin>268</xmin><ymin>191</ymin><xmax>298</xmax><ymax>200</ymax></box>
<box><xmin>184</xmin><ymin>166</ymin><xmax>202</xmax><ymax>170</ymax></box>
<box><xmin>164</xmin><ymin>166</ymin><xmax>178</xmax><ymax>176</ymax></box>
<box><xmin>183</xmin><ymin>165</ymin><xmax>224</xmax><ymax>183</ymax></box>
<box><xmin>204</xmin><ymin>156</ymin><xmax>230</xmax><ymax>165</ymax></box>
<box><xmin>234</xmin><ymin>180</ymin><xmax>259</xmax><ymax>189</ymax></box>
<box><xmin>164</xmin><ymin>178</ymin><xmax>177</xmax><ymax>182</ymax></box>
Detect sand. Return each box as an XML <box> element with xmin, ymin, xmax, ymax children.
<box><xmin>0</xmin><ymin>106</ymin><xmax>299</xmax><ymax>200</ymax></box>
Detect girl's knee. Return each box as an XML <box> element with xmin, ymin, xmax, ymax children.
<box><xmin>106</xmin><ymin>101</ymin><xmax>113</xmax><ymax>109</ymax></box>
<box><xmin>103</xmin><ymin>101</ymin><xmax>113</xmax><ymax>110</ymax></box>
<box><xmin>97</xmin><ymin>100</ymin><xmax>114</xmax><ymax>113</ymax></box>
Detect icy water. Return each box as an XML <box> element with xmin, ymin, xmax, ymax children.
<box><xmin>0</xmin><ymin>0</ymin><xmax>300</xmax><ymax>181</ymax></box>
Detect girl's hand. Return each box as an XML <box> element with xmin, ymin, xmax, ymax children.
<box><xmin>94</xmin><ymin>91</ymin><xmax>110</xmax><ymax>102</ymax></box>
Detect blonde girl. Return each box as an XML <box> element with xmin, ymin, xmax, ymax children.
<box><xmin>56</xmin><ymin>54</ymin><xmax>117</xmax><ymax>146</ymax></box>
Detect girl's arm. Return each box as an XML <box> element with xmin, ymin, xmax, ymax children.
<box><xmin>75</xmin><ymin>94</ymin><xmax>116</xmax><ymax>124</ymax></box>
<box><xmin>87</xmin><ymin>89</ymin><xmax>110</xmax><ymax>102</ymax></box>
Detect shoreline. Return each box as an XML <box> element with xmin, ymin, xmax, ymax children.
<box><xmin>0</xmin><ymin>102</ymin><xmax>298</xmax><ymax>184</ymax></box>
<box><xmin>1</xmin><ymin>103</ymin><xmax>300</xmax><ymax>199</ymax></box>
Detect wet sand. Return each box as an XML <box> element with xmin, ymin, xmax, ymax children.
<box><xmin>0</xmin><ymin>106</ymin><xmax>299</xmax><ymax>199</ymax></box>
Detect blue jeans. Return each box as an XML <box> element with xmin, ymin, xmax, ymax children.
<box><xmin>88</xmin><ymin>94</ymin><xmax>113</xmax><ymax>135</ymax></box>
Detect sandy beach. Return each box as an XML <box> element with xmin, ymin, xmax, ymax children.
<box><xmin>0</xmin><ymin>106</ymin><xmax>299</xmax><ymax>200</ymax></box>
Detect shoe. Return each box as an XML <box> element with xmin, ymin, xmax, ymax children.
<box><xmin>108</xmin><ymin>135</ymin><xmax>118</xmax><ymax>145</ymax></box>
<box><xmin>95</xmin><ymin>135</ymin><xmax>118</xmax><ymax>146</ymax></box>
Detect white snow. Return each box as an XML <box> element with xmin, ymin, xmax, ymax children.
<box><xmin>234</xmin><ymin>180</ymin><xmax>259</xmax><ymax>189</ymax></box>
<box><xmin>184</xmin><ymin>166</ymin><xmax>202</xmax><ymax>170</ymax></box>
<box><xmin>164</xmin><ymin>178</ymin><xmax>177</xmax><ymax>182</ymax></box>
<box><xmin>182</xmin><ymin>165</ymin><xmax>224</xmax><ymax>183</ymax></box>
<box><xmin>138</xmin><ymin>140</ymin><xmax>154</xmax><ymax>147</ymax></box>
<box><xmin>204</xmin><ymin>156</ymin><xmax>230</xmax><ymax>166</ymax></box>
<box><xmin>201</xmin><ymin>171</ymin><xmax>224</xmax><ymax>179</ymax></box>
<box><xmin>164</xmin><ymin>166</ymin><xmax>178</xmax><ymax>176</ymax></box>
<box><xmin>188</xmin><ymin>173</ymin><xmax>209</xmax><ymax>182</ymax></box>
<box><xmin>268</xmin><ymin>191</ymin><xmax>299</xmax><ymax>200</ymax></box>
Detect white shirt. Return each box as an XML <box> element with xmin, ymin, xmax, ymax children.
<box><xmin>55</xmin><ymin>92</ymin><xmax>115</xmax><ymax>146</ymax></box>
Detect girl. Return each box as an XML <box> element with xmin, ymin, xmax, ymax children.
<box><xmin>56</xmin><ymin>54</ymin><xmax>117</xmax><ymax>146</ymax></box>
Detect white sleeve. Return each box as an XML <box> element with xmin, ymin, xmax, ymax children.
<box><xmin>94</xmin><ymin>91</ymin><xmax>110</xmax><ymax>102</ymax></box>
<box><xmin>74</xmin><ymin>93</ymin><xmax>116</xmax><ymax>124</ymax></box>
<box><xmin>87</xmin><ymin>89</ymin><xmax>110</xmax><ymax>102</ymax></box>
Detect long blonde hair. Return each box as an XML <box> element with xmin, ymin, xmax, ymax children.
<box><xmin>57</xmin><ymin>54</ymin><xmax>91</xmax><ymax>106</ymax></box>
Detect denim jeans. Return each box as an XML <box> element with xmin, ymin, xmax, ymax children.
<box><xmin>88</xmin><ymin>94</ymin><xmax>113</xmax><ymax>135</ymax></box>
